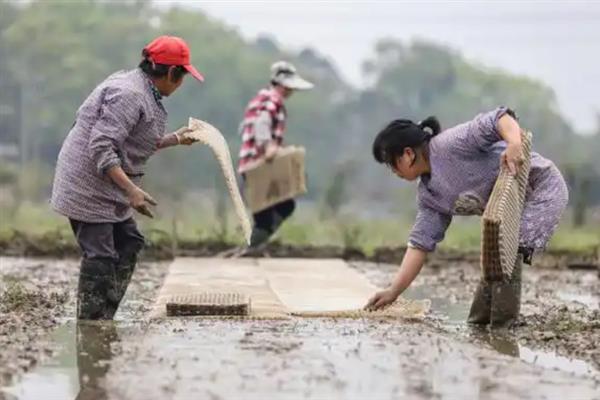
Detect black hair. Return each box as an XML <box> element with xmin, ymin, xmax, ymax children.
<box><xmin>139</xmin><ymin>49</ymin><xmax>188</xmax><ymax>82</ymax></box>
<box><xmin>372</xmin><ymin>116</ymin><xmax>441</xmax><ymax>167</ymax></box>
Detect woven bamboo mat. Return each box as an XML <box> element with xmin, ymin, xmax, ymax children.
<box><xmin>150</xmin><ymin>258</ymin><xmax>430</xmax><ymax>320</ymax></box>
<box><xmin>149</xmin><ymin>258</ymin><xmax>289</xmax><ymax>320</ymax></box>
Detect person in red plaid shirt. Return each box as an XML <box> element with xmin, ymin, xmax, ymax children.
<box><xmin>238</xmin><ymin>61</ymin><xmax>313</xmax><ymax>248</ymax></box>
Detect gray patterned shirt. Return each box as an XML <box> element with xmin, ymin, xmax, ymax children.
<box><xmin>51</xmin><ymin>69</ymin><xmax>168</xmax><ymax>222</ymax></box>
<box><xmin>409</xmin><ymin>107</ymin><xmax>569</xmax><ymax>252</ymax></box>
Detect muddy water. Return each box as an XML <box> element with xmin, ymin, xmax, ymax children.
<box><xmin>1</xmin><ymin>257</ymin><xmax>599</xmax><ymax>399</ymax></box>
<box><xmin>4</xmin><ymin>318</ymin><xmax>599</xmax><ymax>400</ymax></box>
<box><xmin>404</xmin><ymin>283</ymin><xmax>599</xmax><ymax>378</ymax></box>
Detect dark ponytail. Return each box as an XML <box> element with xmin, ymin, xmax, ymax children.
<box><xmin>372</xmin><ymin>116</ymin><xmax>441</xmax><ymax>167</ymax></box>
<box><xmin>417</xmin><ymin>116</ymin><xmax>441</xmax><ymax>137</ymax></box>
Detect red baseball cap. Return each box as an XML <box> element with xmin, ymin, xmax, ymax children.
<box><xmin>144</xmin><ymin>36</ymin><xmax>204</xmax><ymax>82</ymax></box>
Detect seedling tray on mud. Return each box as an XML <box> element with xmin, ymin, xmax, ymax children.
<box><xmin>166</xmin><ymin>292</ymin><xmax>251</xmax><ymax>317</ymax></box>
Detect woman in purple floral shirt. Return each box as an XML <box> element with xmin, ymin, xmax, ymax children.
<box><xmin>365</xmin><ymin>107</ymin><xmax>568</xmax><ymax>326</ymax></box>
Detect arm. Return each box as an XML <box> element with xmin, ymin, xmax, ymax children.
<box><xmin>497</xmin><ymin>113</ymin><xmax>524</xmax><ymax>175</ymax></box>
<box><xmin>469</xmin><ymin>107</ymin><xmax>517</xmax><ymax>149</ymax></box>
<box><xmin>389</xmin><ymin>247</ymin><xmax>428</xmax><ymax>293</ymax></box>
<box><xmin>157</xmin><ymin>126</ymin><xmax>196</xmax><ymax>149</ymax></box>
<box><xmin>467</xmin><ymin>107</ymin><xmax>523</xmax><ymax>175</ymax></box>
<box><xmin>106</xmin><ymin>166</ymin><xmax>157</xmax><ymax>218</ymax></box>
<box><xmin>156</xmin><ymin>133</ymin><xmax>179</xmax><ymax>149</ymax></box>
<box><xmin>365</xmin><ymin>247</ymin><xmax>428</xmax><ymax>310</ymax></box>
<box><xmin>87</xmin><ymin>88</ymin><xmax>157</xmax><ymax>217</ymax></box>
<box><xmin>365</xmin><ymin>204</ymin><xmax>451</xmax><ymax>310</ymax></box>
<box><xmin>254</xmin><ymin>110</ymin><xmax>279</xmax><ymax>161</ymax></box>
<box><xmin>88</xmin><ymin>87</ymin><xmax>139</xmax><ymax>175</ymax></box>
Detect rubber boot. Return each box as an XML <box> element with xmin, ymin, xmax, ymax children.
<box><xmin>490</xmin><ymin>255</ymin><xmax>522</xmax><ymax>327</ymax></box>
<box><xmin>219</xmin><ymin>227</ymin><xmax>272</xmax><ymax>258</ymax></box>
<box><xmin>77</xmin><ymin>259</ymin><xmax>118</xmax><ymax>320</ymax></box>
<box><xmin>270</xmin><ymin>212</ymin><xmax>285</xmax><ymax>235</ymax></box>
<box><xmin>249</xmin><ymin>227</ymin><xmax>272</xmax><ymax>249</ymax></box>
<box><xmin>105</xmin><ymin>251</ymin><xmax>138</xmax><ymax>319</ymax></box>
<box><xmin>467</xmin><ymin>279</ymin><xmax>492</xmax><ymax>325</ymax></box>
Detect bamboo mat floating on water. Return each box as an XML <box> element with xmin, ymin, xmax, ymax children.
<box><xmin>258</xmin><ymin>258</ymin><xmax>428</xmax><ymax>318</ymax></box>
<box><xmin>166</xmin><ymin>292</ymin><xmax>251</xmax><ymax>317</ymax></box>
<box><xmin>149</xmin><ymin>258</ymin><xmax>430</xmax><ymax>320</ymax></box>
<box><xmin>149</xmin><ymin>258</ymin><xmax>289</xmax><ymax>320</ymax></box>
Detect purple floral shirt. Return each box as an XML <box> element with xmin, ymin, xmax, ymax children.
<box><xmin>408</xmin><ymin>107</ymin><xmax>569</xmax><ymax>252</ymax></box>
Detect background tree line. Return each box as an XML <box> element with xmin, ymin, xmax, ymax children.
<box><xmin>0</xmin><ymin>0</ymin><xmax>598</xmax><ymax>225</ymax></box>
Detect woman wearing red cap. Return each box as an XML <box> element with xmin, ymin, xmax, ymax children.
<box><xmin>51</xmin><ymin>36</ymin><xmax>203</xmax><ymax>320</ymax></box>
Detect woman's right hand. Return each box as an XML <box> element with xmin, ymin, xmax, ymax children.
<box><xmin>364</xmin><ymin>287</ymin><xmax>401</xmax><ymax>311</ymax></box>
<box><xmin>364</xmin><ymin>247</ymin><xmax>428</xmax><ymax>311</ymax></box>
<box><xmin>175</xmin><ymin>126</ymin><xmax>197</xmax><ymax>146</ymax></box>
<box><xmin>127</xmin><ymin>186</ymin><xmax>157</xmax><ymax>218</ymax></box>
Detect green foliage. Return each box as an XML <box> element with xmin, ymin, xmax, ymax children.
<box><xmin>3</xmin><ymin>2</ymin><xmax>594</xmax><ymax>198</ymax></box>
<box><xmin>17</xmin><ymin>163</ymin><xmax>53</xmax><ymax>202</ymax></box>
<box><xmin>337</xmin><ymin>220</ymin><xmax>364</xmax><ymax>249</ymax></box>
<box><xmin>4</xmin><ymin>202</ymin><xmax>598</xmax><ymax>253</ymax></box>
<box><xmin>0</xmin><ymin>162</ymin><xmax>18</xmax><ymax>185</ymax></box>
<box><xmin>320</xmin><ymin>160</ymin><xmax>357</xmax><ymax>218</ymax></box>
<box><xmin>2</xmin><ymin>1</ymin><xmax>599</xmax><ymax>251</ymax></box>
<box><xmin>211</xmin><ymin>170</ymin><xmax>230</xmax><ymax>241</ymax></box>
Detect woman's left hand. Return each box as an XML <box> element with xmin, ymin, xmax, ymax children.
<box><xmin>501</xmin><ymin>142</ymin><xmax>523</xmax><ymax>176</ymax></box>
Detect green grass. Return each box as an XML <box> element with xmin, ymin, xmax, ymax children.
<box><xmin>547</xmin><ymin>224</ymin><xmax>600</xmax><ymax>251</ymax></box>
<box><xmin>1</xmin><ymin>203</ymin><xmax>598</xmax><ymax>254</ymax></box>
<box><xmin>1</xmin><ymin>202</ymin><xmax>70</xmax><ymax>236</ymax></box>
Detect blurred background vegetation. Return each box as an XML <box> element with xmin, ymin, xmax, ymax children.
<box><xmin>0</xmin><ymin>0</ymin><xmax>598</xmax><ymax>253</ymax></box>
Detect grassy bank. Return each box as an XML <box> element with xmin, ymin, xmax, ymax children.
<box><xmin>1</xmin><ymin>202</ymin><xmax>598</xmax><ymax>256</ymax></box>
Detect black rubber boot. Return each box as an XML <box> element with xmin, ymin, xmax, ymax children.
<box><xmin>105</xmin><ymin>252</ymin><xmax>138</xmax><ymax>319</ymax></box>
<box><xmin>270</xmin><ymin>212</ymin><xmax>285</xmax><ymax>235</ymax></box>
<box><xmin>467</xmin><ymin>279</ymin><xmax>492</xmax><ymax>325</ymax></box>
<box><xmin>77</xmin><ymin>259</ymin><xmax>118</xmax><ymax>320</ymax></box>
<box><xmin>490</xmin><ymin>255</ymin><xmax>523</xmax><ymax>327</ymax></box>
<box><xmin>249</xmin><ymin>227</ymin><xmax>272</xmax><ymax>249</ymax></box>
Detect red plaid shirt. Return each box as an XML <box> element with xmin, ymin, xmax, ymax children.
<box><xmin>238</xmin><ymin>88</ymin><xmax>286</xmax><ymax>173</ymax></box>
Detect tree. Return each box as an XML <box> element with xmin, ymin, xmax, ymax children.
<box><xmin>2</xmin><ymin>3</ymin><xmax>597</xmax><ymax>220</ymax></box>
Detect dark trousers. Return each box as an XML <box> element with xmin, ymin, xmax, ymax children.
<box><xmin>70</xmin><ymin>218</ymin><xmax>145</xmax><ymax>320</ymax></box>
<box><xmin>69</xmin><ymin>218</ymin><xmax>145</xmax><ymax>262</ymax></box>
<box><xmin>253</xmin><ymin>199</ymin><xmax>296</xmax><ymax>234</ymax></box>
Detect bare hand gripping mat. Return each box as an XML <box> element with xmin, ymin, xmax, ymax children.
<box><xmin>481</xmin><ymin>131</ymin><xmax>532</xmax><ymax>282</ymax></box>
<box><xmin>186</xmin><ymin>118</ymin><xmax>252</xmax><ymax>245</ymax></box>
<box><xmin>166</xmin><ymin>292</ymin><xmax>251</xmax><ymax>316</ymax></box>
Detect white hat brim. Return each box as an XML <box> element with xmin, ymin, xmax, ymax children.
<box><xmin>280</xmin><ymin>75</ymin><xmax>314</xmax><ymax>90</ymax></box>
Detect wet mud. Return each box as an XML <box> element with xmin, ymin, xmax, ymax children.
<box><xmin>0</xmin><ymin>257</ymin><xmax>168</xmax><ymax>388</ymax></box>
<box><xmin>1</xmin><ymin>256</ymin><xmax>599</xmax><ymax>399</ymax></box>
